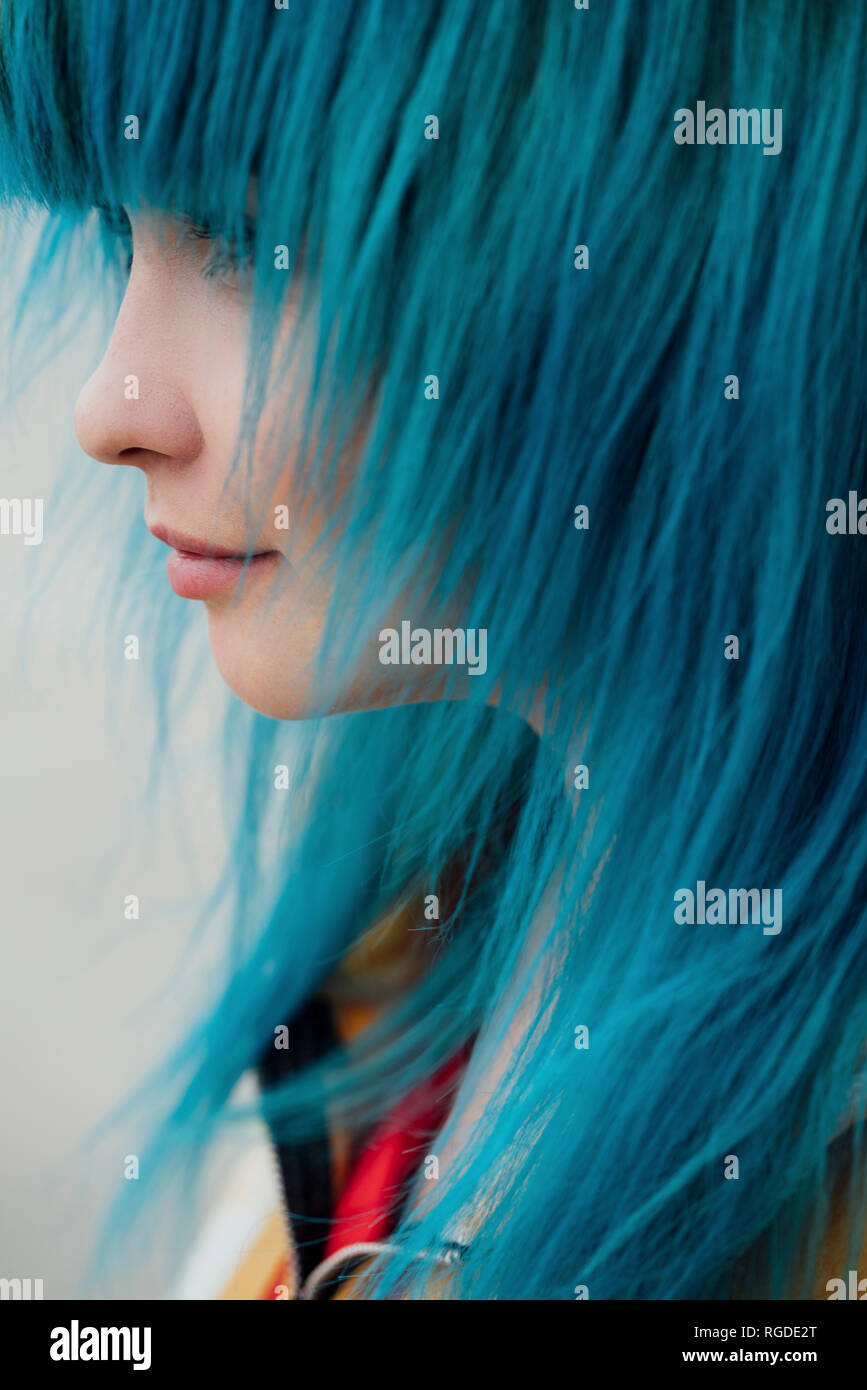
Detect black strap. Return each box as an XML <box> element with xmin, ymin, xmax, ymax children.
<box><xmin>258</xmin><ymin>994</ymin><xmax>342</xmax><ymax>1283</ymax></box>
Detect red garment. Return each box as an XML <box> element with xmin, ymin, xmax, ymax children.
<box><xmin>262</xmin><ymin>1050</ymin><xmax>467</xmax><ymax>1298</ymax></box>
<box><xmin>325</xmin><ymin>1051</ymin><xmax>466</xmax><ymax>1255</ymax></box>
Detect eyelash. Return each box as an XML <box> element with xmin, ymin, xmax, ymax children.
<box><xmin>97</xmin><ymin>206</ymin><xmax>255</xmax><ymax>285</ymax></box>
<box><xmin>182</xmin><ymin>218</ymin><xmax>255</xmax><ymax>283</ymax></box>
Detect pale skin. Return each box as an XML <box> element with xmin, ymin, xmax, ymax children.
<box><xmin>75</xmin><ymin>209</ymin><xmax>546</xmax><ymax>731</ymax></box>
<box><xmin>74</xmin><ymin>209</ymin><xmax>398</xmax><ymax>719</ymax></box>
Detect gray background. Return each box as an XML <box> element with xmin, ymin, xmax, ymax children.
<box><xmin>0</xmin><ymin>230</ymin><xmax>248</xmax><ymax>1297</ymax></box>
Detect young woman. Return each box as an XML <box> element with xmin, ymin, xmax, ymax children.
<box><xmin>2</xmin><ymin>0</ymin><xmax>866</xmax><ymax>1300</ymax></box>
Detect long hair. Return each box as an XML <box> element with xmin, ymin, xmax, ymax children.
<box><xmin>2</xmin><ymin>0</ymin><xmax>867</xmax><ymax>1298</ymax></box>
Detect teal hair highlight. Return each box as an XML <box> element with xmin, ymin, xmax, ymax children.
<box><xmin>2</xmin><ymin>0</ymin><xmax>867</xmax><ymax>1298</ymax></box>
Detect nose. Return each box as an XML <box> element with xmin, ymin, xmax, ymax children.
<box><xmin>74</xmin><ymin>296</ymin><xmax>204</xmax><ymax>470</ymax></box>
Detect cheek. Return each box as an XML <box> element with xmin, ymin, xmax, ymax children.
<box><xmin>197</xmin><ymin>298</ymin><xmax>415</xmax><ymax>717</ymax></box>
<box><xmin>249</xmin><ymin>305</ymin><xmax>370</xmax><ymax>561</ymax></box>
<box><xmin>253</xmin><ymin>409</ymin><xmax>324</xmax><ymax>562</ymax></box>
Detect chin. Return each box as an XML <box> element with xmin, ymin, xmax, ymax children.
<box><xmin>203</xmin><ymin>605</ymin><xmax>417</xmax><ymax>722</ymax></box>
<box><xmin>205</xmin><ymin>611</ymin><xmax>316</xmax><ymax>720</ymax></box>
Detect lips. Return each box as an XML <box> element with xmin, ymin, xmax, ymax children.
<box><xmin>149</xmin><ymin>524</ymin><xmax>279</xmax><ymax>600</ymax></box>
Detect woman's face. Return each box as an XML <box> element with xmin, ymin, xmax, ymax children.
<box><xmin>73</xmin><ymin>207</ymin><xmax>380</xmax><ymax>720</ymax></box>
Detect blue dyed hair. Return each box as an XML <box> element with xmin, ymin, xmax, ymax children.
<box><xmin>2</xmin><ymin>0</ymin><xmax>867</xmax><ymax>1298</ymax></box>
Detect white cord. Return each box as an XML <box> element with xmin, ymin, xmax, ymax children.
<box><xmin>299</xmin><ymin>1238</ymin><xmax>469</xmax><ymax>1300</ymax></box>
<box><xmin>299</xmin><ymin>1241</ymin><xmax>402</xmax><ymax>1300</ymax></box>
